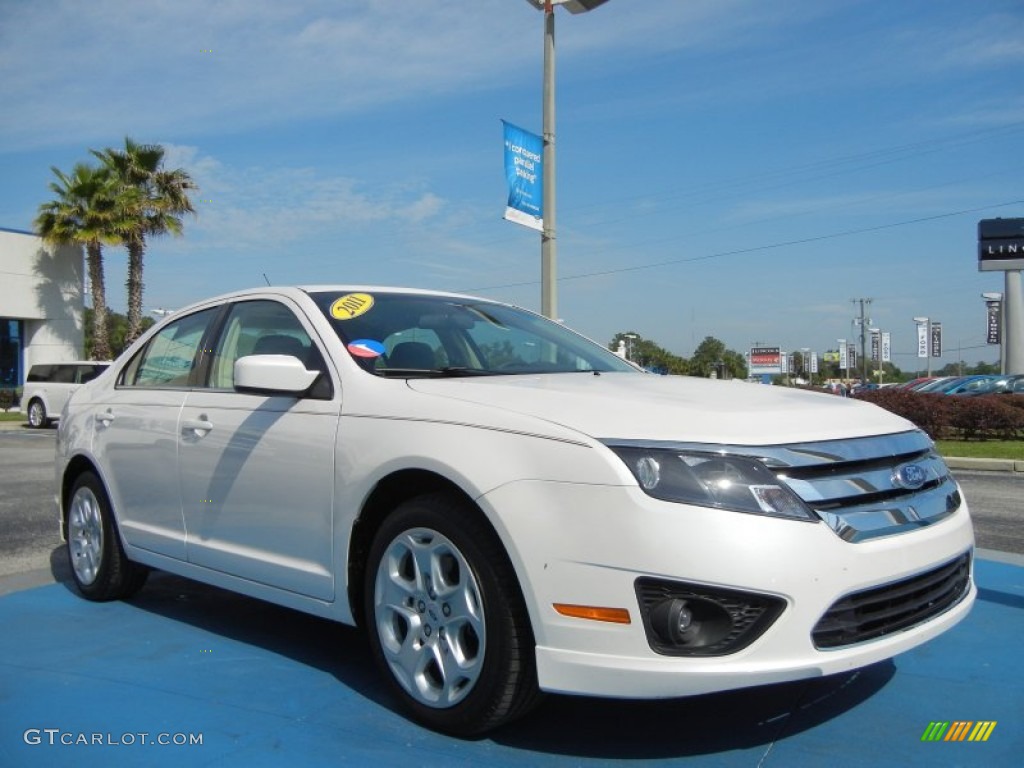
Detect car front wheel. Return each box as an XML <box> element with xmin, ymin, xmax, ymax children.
<box><xmin>27</xmin><ymin>399</ymin><xmax>47</xmax><ymax>428</ymax></box>
<box><xmin>364</xmin><ymin>493</ymin><xmax>540</xmax><ymax>735</ymax></box>
<box><xmin>67</xmin><ymin>472</ymin><xmax>148</xmax><ymax>601</ymax></box>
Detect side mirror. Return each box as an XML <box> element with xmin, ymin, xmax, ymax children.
<box><xmin>234</xmin><ymin>355</ymin><xmax>319</xmax><ymax>395</ymax></box>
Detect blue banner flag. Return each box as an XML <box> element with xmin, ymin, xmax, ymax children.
<box><xmin>502</xmin><ymin>120</ymin><xmax>543</xmax><ymax>232</ymax></box>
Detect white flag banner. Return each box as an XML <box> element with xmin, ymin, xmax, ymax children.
<box><xmin>881</xmin><ymin>332</ymin><xmax>891</xmax><ymax>363</ymax></box>
<box><xmin>917</xmin><ymin>324</ymin><xmax>928</xmax><ymax>358</ymax></box>
<box><xmin>838</xmin><ymin>339</ymin><xmax>848</xmax><ymax>369</ymax></box>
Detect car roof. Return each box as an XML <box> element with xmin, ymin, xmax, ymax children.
<box><xmin>172</xmin><ymin>286</ymin><xmax>511</xmax><ymax>315</ymax></box>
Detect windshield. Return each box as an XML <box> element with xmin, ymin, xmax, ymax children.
<box><xmin>308</xmin><ymin>290</ymin><xmax>637</xmax><ymax>377</ymax></box>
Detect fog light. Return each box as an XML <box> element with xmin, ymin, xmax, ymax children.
<box><xmin>648</xmin><ymin>596</ymin><xmax>734</xmax><ymax>650</ymax></box>
<box><xmin>650</xmin><ymin>598</ymin><xmax>694</xmax><ymax>645</ymax></box>
<box><xmin>637</xmin><ymin>578</ymin><xmax>786</xmax><ymax>656</ymax></box>
<box><xmin>676</xmin><ymin>603</ymin><xmax>693</xmax><ymax>632</ymax></box>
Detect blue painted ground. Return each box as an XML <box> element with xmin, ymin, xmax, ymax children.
<box><xmin>0</xmin><ymin>556</ymin><xmax>1021</xmax><ymax>767</ymax></box>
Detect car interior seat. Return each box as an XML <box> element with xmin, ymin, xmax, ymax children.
<box><xmin>388</xmin><ymin>341</ymin><xmax>435</xmax><ymax>370</ymax></box>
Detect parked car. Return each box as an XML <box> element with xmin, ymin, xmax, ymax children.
<box><xmin>849</xmin><ymin>381</ymin><xmax>878</xmax><ymax>395</ymax></box>
<box><xmin>912</xmin><ymin>376</ymin><xmax>959</xmax><ymax>394</ymax></box>
<box><xmin>911</xmin><ymin>375</ymin><xmax>997</xmax><ymax>396</ymax></box>
<box><xmin>938</xmin><ymin>375</ymin><xmax>1000</xmax><ymax>396</ymax></box>
<box><xmin>56</xmin><ymin>287</ymin><xmax>975</xmax><ymax>735</ymax></box>
<box><xmin>899</xmin><ymin>377</ymin><xmax>937</xmax><ymax>390</ymax></box>
<box><xmin>956</xmin><ymin>374</ymin><xmax>1024</xmax><ymax>396</ymax></box>
<box><xmin>21</xmin><ymin>361</ymin><xmax>110</xmax><ymax>428</ymax></box>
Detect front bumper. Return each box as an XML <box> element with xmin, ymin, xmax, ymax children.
<box><xmin>480</xmin><ymin>479</ymin><xmax>975</xmax><ymax>698</ymax></box>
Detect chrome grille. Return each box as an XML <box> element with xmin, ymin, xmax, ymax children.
<box><xmin>812</xmin><ymin>552</ymin><xmax>971</xmax><ymax>649</ymax></box>
<box><xmin>611</xmin><ymin>430</ymin><xmax>963</xmax><ymax>542</ymax></box>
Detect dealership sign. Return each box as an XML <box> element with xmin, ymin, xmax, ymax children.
<box><xmin>986</xmin><ymin>299</ymin><xmax>1001</xmax><ymax>345</ymax></box>
<box><xmin>502</xmin><ymin>120</ymin><xmax>543</xmax><ymax>232</ymax></box>
<box><xmin>749</xmin><ymin>346</ymin><xmax>782</xmax><ymax>375</ymax></box>
<box><xmin>978</xmin><ymin>218</ymin><xmax>1024</xmax><ymax>271</ymax></box>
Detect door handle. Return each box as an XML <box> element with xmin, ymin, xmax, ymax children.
<box><xmin>182</xmin><ymin>417</ymin><xmax>214</xmax><ymax>437</ymax></box>
<box><xmin>96</xmin><ymin>410</ymin><xmax>115</xmax><ymax>426</ymax></box>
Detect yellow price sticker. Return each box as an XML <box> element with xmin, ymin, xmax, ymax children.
<box><xmin>330</xmin><ymin>293</ymin><xmax>375</xmax><ymax>320</ymax></box>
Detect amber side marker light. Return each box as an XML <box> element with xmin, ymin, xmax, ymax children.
<box><xmin>553</xmin><ymin>603</ymin><xmax>631</xmax><ymax>624</ymax></box>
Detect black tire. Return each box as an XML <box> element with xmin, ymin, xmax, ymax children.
<box><xmin>66</xmin><ymin>472</ymin><xmax>148</xmax><ymax>601</ymax></box>
<box><xmin>363</xmin><ymin>493</ymin><xmax>541</xmax><ymax>735</ymax></box>
<box><xmin>27</xmin><ymin>399</ymin><xmax>47</xmax><ymax>428</ymax></box>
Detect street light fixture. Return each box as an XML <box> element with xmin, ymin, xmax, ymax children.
<box><xmin>623</xmin><ymin>332</ymin><xmax>639</xmax><ymax>362</ymax></box>
<box><xmin>522</xmin><ymin>0</ymin><xmax>613</xmax><ymax>319</ymax></box>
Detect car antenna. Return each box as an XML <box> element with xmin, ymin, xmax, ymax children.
<box><xmin>262</xmin><ymin>272</ymin><xmax>272</xmax><ymax>286</ymax></box>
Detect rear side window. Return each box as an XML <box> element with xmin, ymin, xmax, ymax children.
<box><xmin>27</xmin><ymin>365</ymin><xmax>55</xmax><ymax>383</ymax></box>
<box><xmin>27</xmin><ymin>364</ymin><xmax>77</xmax><ymax>383</ymax></box>
<box><xmin>121</xmin><ymin>309</ymin><xmax>218</xmax><ymax>388</ymax></box>
<box><xmin>77</xmin><ymin>364</ymin><xmax>108</xmax><ymax>384</ymax></box>
<box><xmin>26</xmin><ymin>364</ymin><xmax>108</xmax><ymax>384</ymax></box>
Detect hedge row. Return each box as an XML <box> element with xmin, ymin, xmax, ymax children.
<box><xmin>853</xmin><ymin>390</ymin><xmax>1024</xmax><ymax>440</ymax></box>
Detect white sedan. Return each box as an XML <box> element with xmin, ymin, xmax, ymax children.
<box><xmin>57</xmin><ymin>286</ymin><xmax>975</xmax><ymax>735</ymax></box>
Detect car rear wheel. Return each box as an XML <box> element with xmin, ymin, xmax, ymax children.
<box><xmin>27</xmin><ymin>399</ymin><xmax>47</xmax><ymax>428</ymax></box>
<box><xmin>67</xmin><ymin>472</ymin><xmax>148</xmax><ymax>601</ymax></box>
<box><xmin>364</xmin><ymin>493</ymin><xmax>540</xmax><ymax>735</ymax></box>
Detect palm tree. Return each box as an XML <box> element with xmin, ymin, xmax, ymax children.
<box><xmin>34</xmin><ymin>163</ymin><xmax>117</xmax><ymax>360</ymax></box>
<box><xmin>93</xmin><ymin>138</ymin><xmax>197</xmax><ymax>343</ymax></box>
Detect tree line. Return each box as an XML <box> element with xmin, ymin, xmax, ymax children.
<box><xmin>609</xmin><ymin>332</ymin><xmax>748</xmax><ymax>379</ymax></box>
<box><xmin>34</xmin><ymin>138</ymin><xmax>196</xmax><ymax>359</ymax></box>
<box><xmin>608</xmin><ymin>333</ymin><xmax>1000</xmax><ymax>383</ymax></box>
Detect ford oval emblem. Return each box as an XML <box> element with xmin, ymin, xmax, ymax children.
<box><xmin>893</xmin><ymin>463</ymin><xmax>928</xmax><ymax>490</ymax></box>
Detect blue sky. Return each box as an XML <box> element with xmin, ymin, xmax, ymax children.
<box><xmin>1</xmin><ymin>0</ymin><xmax>1022</xmax><ymax>372</ymax></box>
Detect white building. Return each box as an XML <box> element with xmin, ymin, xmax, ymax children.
<box><xmin>0</xmin><ymin>227</ymin><xmax>84</xmax><ymax>388</ymax></box>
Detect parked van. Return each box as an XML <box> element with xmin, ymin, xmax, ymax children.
<box><xmin>22</xmin><ymin>362</ymin><xmax>110</xmax><ymax>428</ymax></box>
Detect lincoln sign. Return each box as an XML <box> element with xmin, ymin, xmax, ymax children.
<box><xmin>978</xmin><ymin>218</ymin><xmax>1024</xmax><ymax>271</ymax></box>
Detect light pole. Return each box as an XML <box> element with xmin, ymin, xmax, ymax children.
<box><xmin>524</xmin><ymin>0</ymin><xmax>612</xmax><ymax>319</ymax></box>
<box><xmin>623</xmin><ymin>333</ymin><xmax>638</xmax><ymax>363</ymax></box>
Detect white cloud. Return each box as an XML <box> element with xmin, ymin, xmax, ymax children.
<box><xmin>149</xmin><ymin>145</ymin><xmax>448</xmax><ymax>254</ymax></box>
<box><xmin>0</xmin><ymin>0</ymin><xmax>820</xmax><ymax>151</ymax></box>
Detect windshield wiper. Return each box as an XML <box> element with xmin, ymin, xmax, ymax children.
<box><xmin>376</xmin><ymin>367</ymin><xmax>499</xmax><ymax>378</ymax></box>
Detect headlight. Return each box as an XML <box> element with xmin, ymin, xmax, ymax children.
<box><xmin>607</xmin><ymin>445</ymin><xmax>818</xmax><ymax>522</ymax></box>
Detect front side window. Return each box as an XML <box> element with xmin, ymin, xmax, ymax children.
<box><xmin>207</xmin><ymin>300</ymin><xmax>331</xmax><ymax>398</ymax></box>
<box><xmin>308</xmin><ymin>290</ymin><xmax>636</xmax><ymax>377</ymax></box>
<box><xmin>121</xmin><ymin>308</ymin><xmax>218</xmax><ymax>388</ymax></box>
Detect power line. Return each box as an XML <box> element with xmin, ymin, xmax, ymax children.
<box><xmin>465</xmin><ymin>198</ymin><xmax>1024</xmax><ymax>292</ymax></box>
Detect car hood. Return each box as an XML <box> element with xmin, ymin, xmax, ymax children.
<box><xmin>406</xmin><ymin>372</ymin><xmax>915</xmax><ymax>445</ymax></box>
